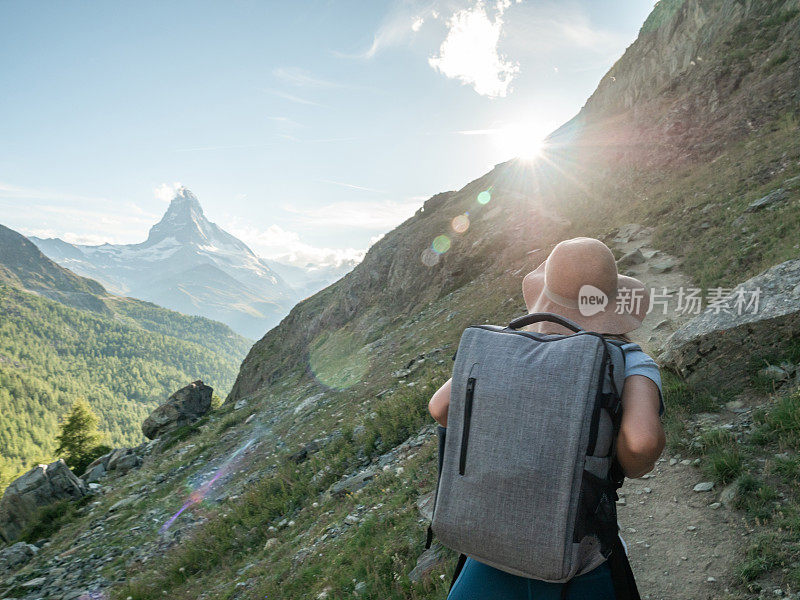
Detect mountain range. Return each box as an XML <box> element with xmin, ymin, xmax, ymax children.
<box><xmin>31</xmin><ymin>188</ymin><xmax>350</xmax><ymax>339</ymax></box>
<box><xmin>2</xmin><ymin>1</ymin><xmax>800</xmax><ymax>598</ymax></box>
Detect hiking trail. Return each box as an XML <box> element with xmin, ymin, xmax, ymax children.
<box><xmin>611</xmin><ymin>224</ymin><xmax>746</xmax><ymax>600</ymax></box>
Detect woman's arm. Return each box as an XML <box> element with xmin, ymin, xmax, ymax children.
<box><xmin>428</xmin><ymin>378</ymin><xmax>452</xmax><ymax>427</ymax></box>
<box><xmin>616</xmin><ymin>374</ymin><xmax>665</xmax><ymax>478</ymax></box>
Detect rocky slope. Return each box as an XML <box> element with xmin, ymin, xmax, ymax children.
<box><xmin>32</xmin><ymin>188</ymin><xmax>297</xmax><ymax>339</ymax></box>
<box><xmin>1</xmin><ymin>1</ymin><xmax>799</xmax><ymax>599</ymax></box>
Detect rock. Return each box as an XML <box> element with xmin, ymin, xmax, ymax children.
<box><xmin>661</xmin><ymin>259</ymin><xmax>800</xmax><ymax>388</ymax></box>
<box><xmin>81</xmin><ymin>462</ymin><xmax>106</xmax><ymax>483</ymax></box>
<box><xmin>719</xmin><ymin>483</ymin><xmax>737</xmax><ymax>505</ymax></box>
<box><xmin>416</xmin><ymin>491</ymin><xmax>435</xmax><ymax>522</ymax></box>
<box><xmin>0</xmin><ymin>541</ymin><xmax>39</xmax><ymax>574</ymax></box>
<box><xmin>759</xmin><ymin>364</ymin><xmax>790</xmax><ymax>382</ymax></box>
<box><xmin>109</xmin><ymin>496</ymin><xmax>138</xmax><ymax>512</ymax></box>
<box><xmin>233</xmin><ymin>398</ymin><xmax>248</xmax><ymax>410</ymax></box>
<box><xmin>142</xmin><ymin>380</ymin><xmax>213</xmax><ymax>439</ymax></box>
<box><xmin>330</xmin><ymin>467</ymin><xmax>378</xmax><ymax>497</ymax></box>
<box><xmin>0</xmin><ymin>459</ymin><xmax>87</xmax><ymax>543</ymax></box>
<box><xmin>708</xmin><ymin>502</ymin><xmax>721</xmax><ymax>509</ymax></box>
<box><xmin>693</xmin><ymin>482</ymin><xmax>714</xmax><ymax>492</ymax></box>
<box><xmin>612</xmin><ymin>223</ymin><xmax>645</xmax><ymax>244</ymax></box>
<box><xmin>650</xmin><ymin>259</ymin><xmax>676</xmax><ymax>274</ymax></box>
<box><xmin>408</xmin><ymin>544</ymin><xmax>447</xmax><ymax>582</ymax></box>
<box><xmin>107</xmin><ymin>449</ymin><xmax>142</xmax><ymax>474</ymax></box>
<box><xmin>669</xmin><ymin>458</ymin><xmax>678</xmax><ymax>466</ymax></box>
<box><xmin>293</xmin><ymin>392</ymin><xmax>325</xmax><ymax>416</ymax></box>
<box><xmin>616</xmin><ymin>248</ymin><xmax>646</xmax><ymax>268</ymax></box>
<box><xmin>745</xmin><ymin>188</ymin><xmax>789</xmax><ymax>212</ymax></box>
<box><xmin>654</xmin><ymin>319</ymin><xmax>671</xmax><ymax>330</ymax></box>
<box><xmin>264</xmin><ymin>538</ymin><xmax>278</xmax><ymax>550</ymax></box>
<box><xmin>354</xmin><ymin>581</ymin><xmax>367</xmax><ymax>596</ymax></box>
<box><xmin>21</xmin><ymin>575</ymin><xmax>47</xmax><ymax>588</ymax></box>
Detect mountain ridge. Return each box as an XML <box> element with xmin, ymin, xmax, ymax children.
<box><xmin>2</xmin><ymin>1</ymin><xmax>800</xmax><ymax>598</ymax></box>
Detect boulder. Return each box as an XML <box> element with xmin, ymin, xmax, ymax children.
<box><xmin>0</xmin><ymin>541</ymin><xmax>39</xmax><ymax>575</ymax></box>
<box><xmin>661</xmin><ymin>259</ymin><xmax>800</xmax><ymax>388</ymax></box>
<box><xmin>0</xmin><ymin>460</ymin><xmax>87</xmax><ymax>543</ymax></box>
<box><xmin>141</xmin><ymin>380</ymin><xmax>213</xmax><ymax>440</ymax></box>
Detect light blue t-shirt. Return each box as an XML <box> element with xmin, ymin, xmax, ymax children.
<box><xmin>620</xmin><ymin>342</ymin><xmax>664</xmax><ymax>415</ymax></box>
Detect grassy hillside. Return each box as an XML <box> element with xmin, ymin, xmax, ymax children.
<box><xmin>2</xmin><ymin>1</ymin><xmax>798</xmax><ymax>599</ymax></box>
<box><xmin>105</xmin><ymin>1</ymin><xmax>800</xmax><ymax>597</ymax></box>
<box><xmin>0</xmin><ymin>225</ymin><xmax>252</xmax><ymax>491</ymax></box>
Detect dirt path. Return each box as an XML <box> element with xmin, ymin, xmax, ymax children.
<box><xmin>608</xmin><ymin>224</ymin><xmax>746</xmax><ymax>600</ymax></box>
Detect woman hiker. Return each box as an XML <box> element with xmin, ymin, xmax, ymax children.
<box><xmin>428</xmin><ymin>237</ymin><xmax>665</xmax><ymax>600</ymax></box>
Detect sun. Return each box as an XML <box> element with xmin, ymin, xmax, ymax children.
<box><xmin>493</xmin><ymin>124</ymin><xmax>547</xmax><ymax>160</ymax></box>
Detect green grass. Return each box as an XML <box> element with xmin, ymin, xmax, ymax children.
<box><xmin>19</xmin><ymin>496</ymin><xmax>91</xmax><ymax>543</ymax></box>
<box><xmin>113</xmin><ymin>373</ymin><xmax>445</xmax><ymax>600</ymax></box>
<box><xmin>702</xmin><ymin>447</ymin><xmax>743</xmax><ymax>484</ymax></box>
<box><xmin>730</xmin><ymin>393</ymin><xmax>800</xmax><ymax>590</ymax></box>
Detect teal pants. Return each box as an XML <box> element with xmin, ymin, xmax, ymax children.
<box><xmin>447</xmin><ymin>558</ymin><xmax>616</xmax><ymax>600</ymax></box>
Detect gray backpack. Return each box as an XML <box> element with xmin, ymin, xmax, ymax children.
<box><xmin>426</xmin><ymin>313</ymin><xmax>639</xmax><ymax>597</ymax></box>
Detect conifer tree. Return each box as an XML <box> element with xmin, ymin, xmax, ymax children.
<box><xmin>55</xmin><ymin>400</ymin><xmax>107</xmax><ymax>474</ymax></box>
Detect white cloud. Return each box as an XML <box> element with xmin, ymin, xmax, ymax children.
<box><xmin>319</xmin><ymin>179</ymin><xmax>388</xmax><ymax>194</ymax></box>
<box><xmin>334</xmin><ymin>3</ymin><xmax>433</xmax><ymax>59</ymax></box>
<box><xmin>272</xmin><ymin>67</ymin><xmax>342</xmax><ymax>88</ymax></box>
<box><xmin>154</xmin><ymin>182</ymin><xmax>183</xmax><ymax>203</ymax></box>
<box><xmin>428</xmin><ymin>1</ymin><xmax>519</xmax><ymax>98</ymax></box>
<box><xmin>223</xmin><ymin>221</ymin><xmax>365</xmax><ymax>268</ymax></box>
<box><xmin>282</xmin><ymin>198</ymin><xmax>423</xmax><ymax>229</ymax></box>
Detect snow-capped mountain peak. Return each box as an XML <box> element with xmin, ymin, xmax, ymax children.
<box><xmin>147</xmin><ymin>187</ymin><xmax>218</xmax><ymax>246</ymax></box>
<box><xmin>30</xmin><ymin>188</ymin><xmax>301</xmax><ymax>339</ymax></box>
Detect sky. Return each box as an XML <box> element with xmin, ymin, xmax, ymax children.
<box><xmin>0</xmin><ymin>0</ymin><xmax>655</xmax><ymax>268</ymax></box>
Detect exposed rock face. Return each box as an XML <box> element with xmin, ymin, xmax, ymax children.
<box><xmin>0</xmin><ymin>460</ymin><xmax>87</xmax><ymax>543</ymax></box>
<box><xmin>661</xmin><ymin>259</ymin><xmax>800</xmax><ymax>387</ymax></box>
<box><xmin>141</xmin><ymin>380</ymin><xmax>213</xmax><ymax>440</ymax></box>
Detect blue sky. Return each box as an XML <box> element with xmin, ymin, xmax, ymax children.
<box><xmin>0</xmin><ymin>0</ymin><xmax>654</xmax><ymax>268</ymax></box>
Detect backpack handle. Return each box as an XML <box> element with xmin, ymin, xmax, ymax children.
<box><xmin>507</xmin><ymin>312</ymin><xmax>584</xmax><ymax>333</ymax></box>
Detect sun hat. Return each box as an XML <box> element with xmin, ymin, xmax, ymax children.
<box><xmin>522</xmin><ymin>237</ymin><xmax>649</xmax><ymax>335</ymax></box>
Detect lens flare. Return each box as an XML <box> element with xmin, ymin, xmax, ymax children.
<box><xmin>451</xmin><ymin>214</ymin><xmax>470</xmax><ymax>233</ymax></box>
<box><xmin>421</xmin><ymin>248</ymin><xmax>440</xmax><ymax>267</ymax></box>
<box><xmin>432</xmin><ymin>235</ymin><xmax>451</xmax><ymax>254</ymax></box>
<box><xmin>477</xmin><ymin>190</ymin><xmax>491</xmax><ymax>205</ymax></box>
<box><xmin>308</xmin><ymin>329</ymin><xmax>369</xmax><ymax>390</ymax></box>
<box><xmin>161</xmin><ymin>437</ymin><xmax>256</xmax><ymax>534</ymax></box>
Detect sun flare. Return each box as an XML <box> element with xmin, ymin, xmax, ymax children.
<box><xmin>494</xmin><ymin>124</ymin><xmax>547</xmax><ymax>160</ymax></box>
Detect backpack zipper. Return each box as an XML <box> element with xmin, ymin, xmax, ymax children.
<box><xmin>459</xmin><ymin>377</ymin><xmax>476</xmax><ymax>475</ymax></box>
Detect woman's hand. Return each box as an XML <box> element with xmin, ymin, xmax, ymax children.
<box><xmin>616</xmin><ymin>374</ymin><xmax>666</xmax><ymax>478</ymax></box>
<box><xmin>428</xmin><ymin>378</ymin><xmax>452</xmax><ymax>427</ymax></box>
